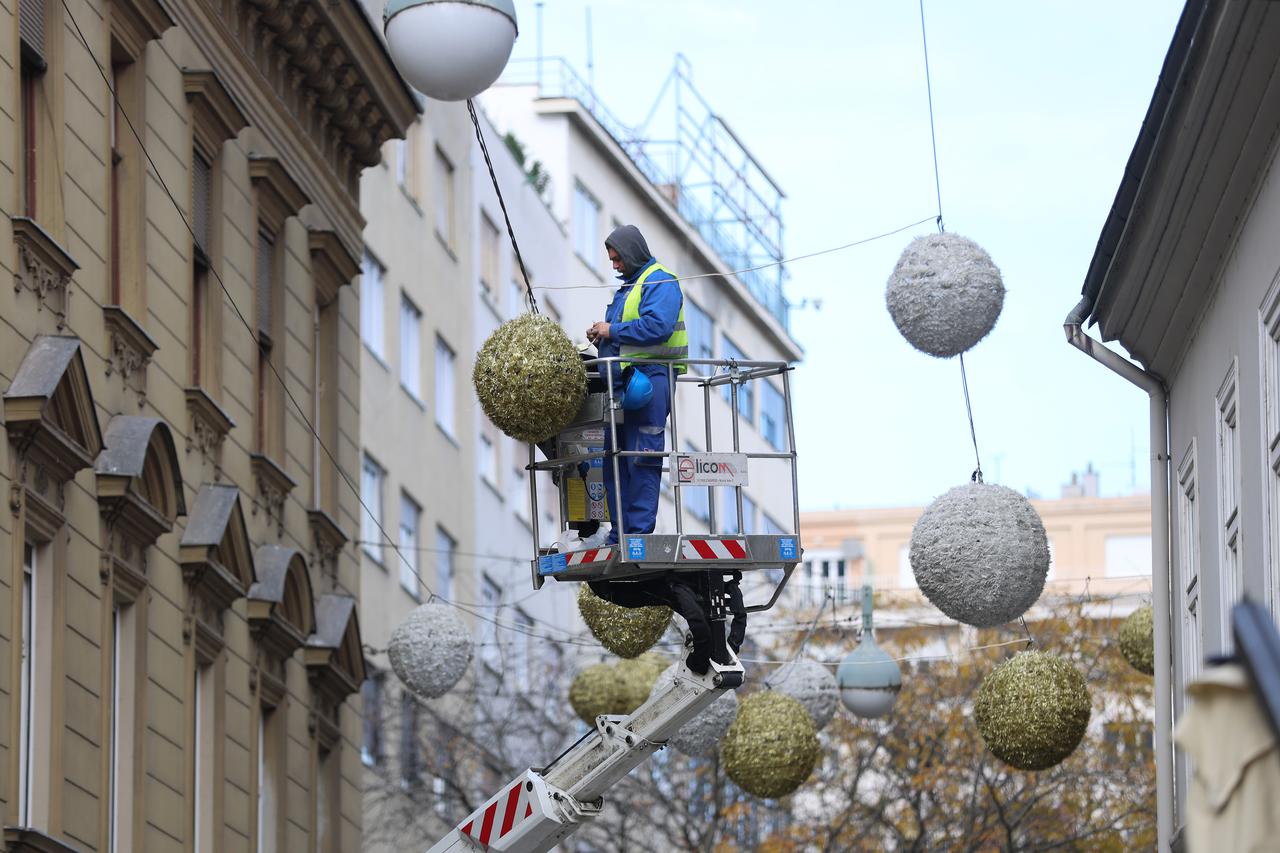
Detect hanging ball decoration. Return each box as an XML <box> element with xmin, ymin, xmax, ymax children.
<box><xmin>577</xmin><ymin>584</ymin><xmax>672</xmax><ymax>659</ymax></box>
<box><xmin>383</xmin><ymin>0</ymin><xmax>518</xmax><ymax>102</ymax></box>
<box><xmin>974</xmin><ymin>651</ymin><xmax>1091</xmax><ymax>771</ymax></box>
<box><xmin>387</xmin><ymin>602</ymin><xmax>473</xmax><ymax>699</ymax></box>
<box><xmin>722</xmin><ymin>692</ymin><xmax>820</xmax><ymax>799</ymax></box>
<box><xmin>614</xmin><ymin>651</ymin><xmax>671</xmax><ymax>713</ymax></box>
<box><xmin>473</xmin><ymin>314</ymin><xmax>587</xmax><ymax>444</ymax></box>
<box><xmin>568</xmin><ymin>663</ymin><xmax>627</xmax><ymax>725</ymax></box>
<box><xmin>1118</xmin><ymin>605</ymin><xmax>1156</xmax><ymax>676</ymax></box>
<box><xmin>649</xmin><ymin>664</ymin><xmax>739</xmax><ymax>758</ymax></box>
<box><xmin>769</xmin><ymin>660</ymin><xmax>839</xmax><ymax>730</ymax></box>
<box><xmin>885</xmin><ymin>232</ymin><xmax>1005</xmax><ymax>358</ymax></box>
<box><xmin>910</xmin><ymin>483</ymin><xmax>1050</xmax><ymax>628</ymax></box>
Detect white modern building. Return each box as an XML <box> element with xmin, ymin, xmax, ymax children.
<box><xmin>1068</xmin><ymin>0</ymin><xmax>1280</xmax><ymax>847</ymax></box>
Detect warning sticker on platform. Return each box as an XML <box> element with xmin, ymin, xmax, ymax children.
<box><xmin>538</xmin><ymin>553</ymin><xmax>568</xmax><ymax>575</ymax></box>
<box><xmin>779</xmin><ymin>537</ymin><xmax>798</xmax><ymax>561</ymax></box>
<box><xmin>675</xmin><ymin>453</ymin><xmax>749</xmax><ymax>487</ymax></box>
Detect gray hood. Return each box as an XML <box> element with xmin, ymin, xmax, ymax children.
<box><xmin>604</xmin><ymin>225</ymin><xmax>652</xmax><ymax>280</ymax></box>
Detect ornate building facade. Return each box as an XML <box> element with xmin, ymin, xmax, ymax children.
<box><xmin>0</xmin><ymin>1</ymin><xmax>413</xmax><ymax>851</ymax></box>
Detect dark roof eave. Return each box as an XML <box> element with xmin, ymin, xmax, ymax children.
<box><xmin>1081</xmin><ymin>0</ymin><xmax>1215</xmax><ymax>330</ymax></box>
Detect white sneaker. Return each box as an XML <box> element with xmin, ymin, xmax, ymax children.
<box><xmin>580</xmin><ymin>526</ymin><xmax>612</xmax><ymax>550</ymax></box>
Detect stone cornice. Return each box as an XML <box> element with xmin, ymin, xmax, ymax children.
<box><xmin>249</xmin><ymin>156</ymin><xmax>310</xmax><ymax>234</ymax></box>
<box><xmin>109</xmin><ymin>0</ymin><xmax>175</xmax><ymax>61</ymax></box>
<box><xmin>184</xmin><ymin>69</ymin><xmax>250</xmax><ymax>158</ymax></box>
<box><xmin>308</xmin><ymin>229</ymin><xmax>359</xmax><ymax>306</ymax></box>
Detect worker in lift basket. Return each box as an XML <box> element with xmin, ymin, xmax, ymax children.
<box><xmin>583</xmin><ymin>225</ymin><xmax>745</xmax><ymax>675</ymax></box>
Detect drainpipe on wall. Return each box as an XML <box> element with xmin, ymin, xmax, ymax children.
<box><xmin>1064</xmin><ymin>297</ymin><xmax>1174</xmax><ymax>850</ymax></box>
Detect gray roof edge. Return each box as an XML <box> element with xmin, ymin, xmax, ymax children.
<box><xmin>180</xmin><ymin>483</ymin><xmax>240</xmax><ymax>548</ymax></box>
<box><xmin>4</xmin><ymin>335</ymin><xmax>80</xmax><ymax>399</ymax></box>
<box><xmin>309</xmin><ymin>594</ymin><xmax>357</xmax><ymax>648</ymax></box>
<box><xmin>1080</xmin><ymin>0</ymin><xmax>1215</xmax><ymax>328</ymax></box>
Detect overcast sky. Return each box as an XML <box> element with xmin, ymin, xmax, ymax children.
<box><xmin>502</xmin><ymin>0</ymin><xmax>1183</xmax><ymax>510</ymax></box>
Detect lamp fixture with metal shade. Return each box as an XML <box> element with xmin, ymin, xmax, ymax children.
<box><xmin>837</xmin><ymin>582</ymin><xmax>903</xmax><ymax>719</ymax></box>
<box><xmin>383</xmin><ymin>0</ymin><xmax>518</xmax><ymax>101</ymax></box>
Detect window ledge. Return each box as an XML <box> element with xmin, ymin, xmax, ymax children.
<box><xmin>362</xmin><ymin>545</ymin><xmax>386</xmax><ymax>569</ymax></box>
<box><xmin>401</xmin><ymin>385</ymin><xmax>426</xmax><ymax>410</ymax></box>
<box><xmin>399</xmin><ymin>184</ymin><xmax>422</xmax><ymax>215</ymax></box>
<box><xmin>481</xmin><ymin>476</ymin><xmax>504</xmax><ymax>501</ymax></box>
<box><xmin>480</xmin><ymin>288</ymin><xmax>502</xmax><ymax>320</ymax></box>
<box><xmin>575</xmin><ymin>251</ymin><xmax>605</xmax><ymax>282</ymax></box>
<box><xmin>364</xmin><ymin>342</ymin><xmax>390</xmax><ymax>370</ymax></box>
<box><xmin>434</xmin><ymin>230</ymin><xmax>457</xmax><ymax>261</ymax></box>
<box><xmin>436</xmin><ymin>422</ymin><xmax>459</xmax><ymax>447</ymax></box>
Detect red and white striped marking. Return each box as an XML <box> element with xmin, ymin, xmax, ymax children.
<box><xmin>680</xmin><ymin>538</ymin><xmax>748</xmax><ymax>560</ymax></box>
<box><xmin>567</xmin><ymin>547</ymin><xmax>612</xmax><ymax>566</ymax></box>
<box><xmin>460</xmin><ymin>779</ymin><xmax>535</xmax><ymax>848</ymax></box>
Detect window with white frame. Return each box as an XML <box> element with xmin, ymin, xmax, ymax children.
<box><xmin>719</xmin><ymin>334</ymin><xmax>754</xmax><ymax>424</ymax></box>
<box><xmin>480</xmin><ymin>214</ymin><xmax>500</xmax><ymax>300</ymax></box>
<box><xmin>513</xmin><ymin>609</ymin><xmax>534</xmax><ymax>692</ymax></box>
<box><xmin>572</xmin><ymin>182</ymin><xmax>600</xmax><ymax>265</ymax></box>
<box><xmin>512</xmin><ymin>438</ymin><xmax>531</xmax><ymax>524</ymax></box>
<box><xmin>798</xmin><ymin>552</ymin><xmax>846</xmax><ymax>605</ymax></box>
<box><xmin>1216</xmin><ymin>360</ymin><xmax>1241</xmax><ymax>650</ymax></box>
<box><xmin>360</xmin><ymin>674</ymin><xmax>384</xmax><ymax>767</ymax></box>
<box><xmin>436</xmin><ymin>527</ymin><xmax>456</xmax><ymax>600</ymax></box>
<box><xmin>394</xmin><ymin>137</ymin><xmax>409</xmax><ymax>189</ymax></box>
<box><xmin>399</xmin><ymin>493</ymin><xmax>421</xmax><ymax>598</ymax></box>
<box><xmin>686</xmin><ymin>298</ymin><xmax>714</xmax><ymax>364</ymax></box>
<box><xmin>479</xmin><ymin>574</ymin><xmax>501</xmax><ymax>671</ymax></box>
<box><xmin>19</xmin><ymin>543</ymin><xmax>34</xmax><ymax>826</ymax></box>
<box><xmin>435</xmin><ymin>337</ymin><xmax>456</xmax><ymax>436</ymax></box>
<box><xmin>361</xmin><ymin>455</ymin><xmax>385</xmax><ymax>564</ymax></box>
<box><xmin>479</xmin><ymin>421</ymin><xmax>498</xmax><ymax>489</ymax></box>
<box><xmin>1104</xmin><ymin>535</ymin><xmax>1151</xmax><ymax>579</ymax></box>
<box><xmin>1261</xmin><ymin>280</ymin><xmax>1280</xmax><ymax>616</ymax></box>
<box><xmin>435</xmin><ymin>147</ymin><xmax>455</xmax><ymax>248</ymax></box>
<box><xmin>898</xmin><ymin>543</ymin><xmax>916</xmax><ymax>588</ymax></box>
<box><xmin>361</xmin><ymin>253</ymin><xmax>385</xmax><ymax>359</ymax></box>
<box><xmin>1178</xmin><ymin>441</ymin><xmax>1203</xmax><ymax>681</ymax></box>
<box><xmin>761</xmin><ymin>382</ymin><xmax>786</xmax><ymax>451</ymax></box>
<box><xmin>399</xmin><ymin>294</ymin><xmax>422</xmax><ymax>400</ymax></box>
<box><xmin>509</xmin><ymin>278</ymin><xmax>527</xmax><ymax>316</ymax></box>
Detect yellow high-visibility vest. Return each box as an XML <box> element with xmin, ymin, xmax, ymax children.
<box><xmin>619</xmin><ymin>262</ymin><xmax>688</xmax><ymax>373</ymax></box>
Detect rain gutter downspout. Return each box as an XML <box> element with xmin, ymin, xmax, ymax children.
<box><xmin>1064</xmin><ymin>297</ymin><xmax>1173</xmax><ymax>850</ymax></box>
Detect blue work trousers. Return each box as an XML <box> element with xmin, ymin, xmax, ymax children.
<box><xmin>603</xmin><ymin>369</ymin><xmax>670</xmax><ymax>545</ymax></box>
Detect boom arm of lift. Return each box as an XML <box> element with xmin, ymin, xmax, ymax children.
<box><xmin>425</xmin><ymin>656</ymin><xmax>745</xmax><ymax>853</ymax></box>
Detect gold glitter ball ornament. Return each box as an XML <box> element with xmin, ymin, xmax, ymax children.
<box><xmin>974</xmin><ymin>651</ymin><xmax>1091</xmax><ymax>771</ymax></box>
<box><xmin>578</xmin><ymin>585</ymin><xmax>672</xmax><ymax>659</ymax></box>
<box><xmin>1118</xmin><ymin>605</ymin><xmax>1155</xmax><ymax>676</ymax></box>
<box><xmin>722</xmin><ymin>692</ymin><xmax>821</xmax><ymax>799</ymax></box>
<box><xmin>614</xmin><ymin>651</ymin><xmax>670</xmax><ymax>713</ymax></box>
<box><xmin>568</xmin><ymin>663</ymin><xmax>627</xmax><ymax>724</ymax></box>
<box><xmin>472</xmin><ymin>314</ymin><xmax>587</xmax><ymax>444</ymax></box>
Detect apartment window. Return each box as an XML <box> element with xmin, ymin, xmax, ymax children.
<box><xmin>480</xmin><ymin>214</ymin><xmax>501</xmax><ymax>300</ymax></box>
<box><xmin>193</xmin><ymin>662</ymin><xmax>216</xmax><ymax>852</ymax></box>
<box><xmin>19</xmin><ymin>543</ymin><xmax>35</xmax><ymax>825</ymax></box>
<box><xmin>255</xmin><ymin>228</ymin><xmax>283</xmax><ymax>457</ymax></box>
<box><xmin>400</xmin><ymin>294</ymin><xmax>422</xmax><ymax>400</ymax></box>
<box><xmin>19</xmin><ymin>0</ymin><xmax>47</xmax><ymax>219</ymax></box>
<box><xmin>761</xmin><ymin>383</ymin><xmax>787</xmax><ymax>451</ymax></box>
<box><xmin>361</xmin><ymin>674</ymin><xmax>384</xmax><ymax>767</ymax></box>
<box><xmin>573</xmin><ymin>182</ymin><xmax>600</xmax><ymax>265</ymax></box>
<box><xmin>315</xmin><ymin>298</ymin><xmax>341</xmax><ymax>515</ymax></box>
<box><xmin>721</xmin><ymin>491</ymin><xmax>756</xmax><ymax>535</ymax></box>
<box><xmin>480</xmin><ymin>575</ymin><xmax>501</xmax><ymax>671</ymax></box>
<box><xmin>361</xmin><ymin>455</ymin><xmax>385</xmax><ymax>564</ymax></box>
<box><xmin>257</xmin><ymin>706</ymin><xmax>282</xmax><ymax>853</ymax></box>
<box><xmin>400</xmin><ymin>693</ymin><xmax>420</xmax><ymax>787</ymax></box>
<box><xmin>361</xmin><ymin>253</ymin><xmax>386</xmax><ymax>359</ymax></box>
<box><xmin>109</xmin><ymin>41</ymin><xmax>146</xmax><ymax>317</ymax></box>
<box><xmin>513</xmin><ymin>609</ymin><xmax>535</xmax><ymax>693</ymax></box>
<box><xmin>436</xmin><ymin>528</ymin><xmax>456</xmax><ymax>600</ymax></box>
<box><xmin>512</xmin><ymin>441</ymin><xmax>531</xmax><ymax>524</ymax></box>
<box><xmin>1179</xmin><ymin>441</ymin><xmax>1203</xmax><ymax>681</ymax></box>
<box><xmin>686</xmin><ymin>299</ymin><xmax>714</xmax><ymax>364</ymax></box>
<box><xmin>434</xmin><ymin>148</ymin><xmax>455</xmax><ymax>248</ymax></box>
<box><xmin>1104</xmin><ymin>535</ymin><xmax>1152</xmax><ymax>579</ymax></box>
<box><xmin>190</xmin><ymin>150</ymin><xmax>219</xmax><ymax>391</ymax></box>
<box><xmin>1216</xmin><ymin>360</ymin><xmax>1241</xmax><ymax>649</ymax></box>
<box><xmin>1261</xmin><ymin>283</ymin><xmax>1280</xmax><ymax>615</ymax></box>
<box><xmin>436</xmin><ymin>337</ymin><xmax>456</xmax><ymax>436</ymax></box>
<box><xmin>479</xmin><ymin>420</ymin><xmax>499</xmax><ymax>489</ymax></box>
<box><xmin>399</xmin><ymin>493</ymin><xmax>421</xmax><ymax>598</ymax></box>
<box><xmin>719</xmin><ymin>334</ymin><xmax>754</xmax><ymax>424</ymax></box>
<box><xmin>395</xmin><ymin>137</ymin><xmax>409</xmax><ymax>188</ymax></box>
<box><xmin>898</xmin><ymin>544</ymin><xmax>916</xmax><ymax>589</ymax></box>
<box><xmin>681</xmin><ymin>442</ymin><xmax>711</xmax><ymax>523</ymax></box>
<box><xmin>315</xmin><ymin>746</ymin><xmax>339</xmax><ymax>853</ymax></box>
<box><xmin>509</xmin><ymin>278</ymin><xmax>528</xmax><ymax>316</ymax></box>
<box><xmin>799</xmin><ymin>553</ymin><xmax>846</xmax><ymax>606</ymax></box>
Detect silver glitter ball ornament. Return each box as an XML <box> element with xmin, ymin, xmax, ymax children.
<box><xmin>769</xmin><ymin>659</ymin><xmax>839</xmax><ymax>730</ymax></box>
<box><xmin>387</xmin><ymin>603</ymin><xmax>473</xmax><ymax>699</ymax></box>
<box><xmin>886</xmin><ymin>232</ymin><xmax>1004</xmax><ymax>358</ymax></box>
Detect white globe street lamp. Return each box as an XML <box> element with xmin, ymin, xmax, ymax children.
<box><xmin>837</xmin><ymin>584</ymin><xmax>903</xmax><ymax>719</ymax></box>
<box><xmin>384</xmin><ymin>0</ymin><xmax>518</xmax><ymax>101</ymax></box>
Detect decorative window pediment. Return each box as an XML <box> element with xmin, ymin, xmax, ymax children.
<box><xmin>309</xmin><ymin>229</ymin><xmax>359</xmax><ymax>307</ymax></box>
<box><xmin>305</xmin><ymin>594</ymin><xmax>365</xmax><ymax>705</ymax></box>
<box><xmin>11</xmin><ymin>218</ymin><xmax>79</xmax><ymax>330</ymax></box>
<box><xmin>248</xmin><ymin>545</ymin><xmax>316</xmax><ymax>661</ymax></box>
<box><xmin>95</xmin><ymin>416</ymin><xmax>187</xmax><ymax>547</ymax></box>
<box><xmin>180</xmin><ymin>483</ymin><xmax>255</xmax><ymax>613</ymax></box>
<box><xmin>249</xmin><ymin>156</ymin><xmax>310</xmax><ymax>235</ymax></box>
<box><xmin>4</xmin><ymin>335</ymin><xmax>103</xmax><ymax>484</ymax></box>
<box><xmin>184</xmin><ymin>69</ymin><xmax>249</xmax><ymax>159</ymax></box>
